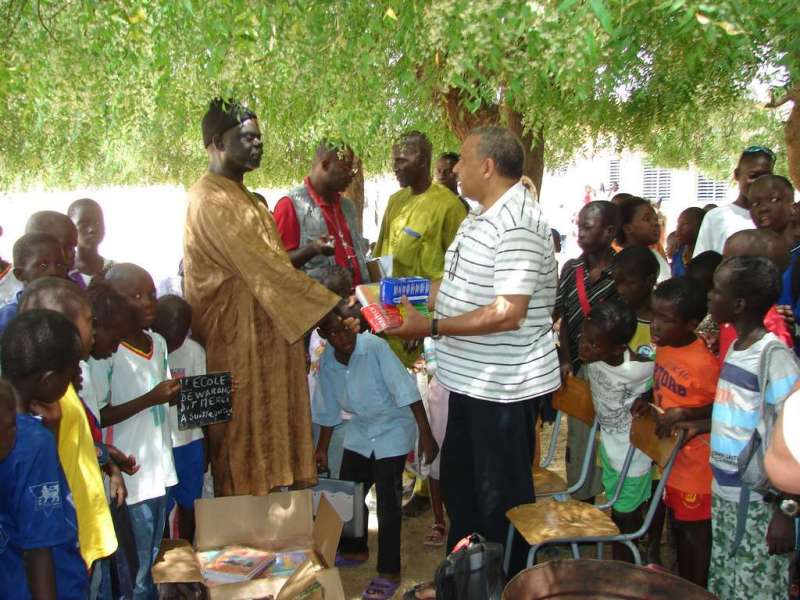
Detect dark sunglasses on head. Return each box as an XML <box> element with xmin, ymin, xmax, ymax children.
<box><xmin>742</xmin><ymin>145</ymin><xmax>776</xmax><ymax>162</ymax></box>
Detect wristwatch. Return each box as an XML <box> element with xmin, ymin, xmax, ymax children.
<box><xmin>780</xmin><ymin>497</ymin><xmax>800</xmax><ymax>518</ymax></box>
<box><xmin>431</xmin><ymin>318</ymin><xmax>441</xmax><ymax>340</ymax></box>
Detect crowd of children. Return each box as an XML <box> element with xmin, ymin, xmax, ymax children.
<box><xmin>560</xmin><ymin>145</ymin><xmax>800</xmax><ymax>599</ymax></box>
<box><xmin>0</xmin><ymin>205</ymin><xmax>209</xmax><ymax>599</ymax></box>
<box><xmin>0</xmin><ymin>142</ymin><xmax>799</xmax><ymax>600</ymax></box>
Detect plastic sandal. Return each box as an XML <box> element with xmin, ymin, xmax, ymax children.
<box><xmin>335</xmin><ymin>552</ymin><xmax>368</xmax><ymax>567</ymax></box>
<box><xmin>423</xmin><ymin>522</ymin><xmax>446</xmax><ymax>547</ymax></box>
<box><xmin>362</xmin><ymin>577</ymin><xmax>400</xmax><ymax>600</ymax></box>
<box><xmin>403</xmin><ymin>581</ymin><xmax>436</xmax><ymax>600</ymax></box>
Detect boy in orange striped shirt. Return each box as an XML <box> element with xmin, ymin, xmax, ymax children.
<box><xmin>636</xmin><ymin>278</ymin><xmax>718</xmax><ymax>587</ymax></box>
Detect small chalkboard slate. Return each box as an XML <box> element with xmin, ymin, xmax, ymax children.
<box><xmin>177</xmin><ymin>372</ymin><xmax>233</xmax><ymax>430</ymax></box>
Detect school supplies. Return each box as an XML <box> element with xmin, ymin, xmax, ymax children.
<box><xmin>379</xmin><ymin>277</ymin><xmax>430</xmax><ymax>304</ymax></box>
<box><xmin>200</xmin><ymin>545</ymin><xmax>276</xmax><ymax>584</ymax></box>
<box><xmin>356</xmin><ymin>283</ymin><xmax>430</xmax><ymax>333</ymax></box>
<box><xmin>152</xmin><ymin>491</ymin><xmax>346</xmax><ymax>598</ymax></box>
<box><xmin>264</xmin><ymin>549</ymin><xmax>316</xmax><ymax>578</ymax></box>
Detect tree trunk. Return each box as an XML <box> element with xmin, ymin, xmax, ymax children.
<box><xmin>505</xmin><ymin>105</ymin><xmax>545</xmax><ymax>197</ymax></box>
<box><xmin>344</xmin><ymin>157</ymin><xmax>365</xmax><ymax>234</ymax></box>
<box><xmin>767</xmin><ymin>86</ymin><xmax>800</xmax><ymax>192</ymax></box>
<box><xmin>439</xmin><ymin>88</ymin><xmax>545</xmax><ymax>193</ymax></box>
<box><xmin>785</xmin><ymin>100</ymin><xmax>800</xmax><ymax>192</ymax></box>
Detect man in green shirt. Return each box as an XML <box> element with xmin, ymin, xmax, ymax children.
<box><xmin>374</xmin><ymin>131</ymin><xmax>467</xmax><ymax>520</ymax></box>
<box><xmin>374</xmin><ymin>131</ymin><xmax>467</xmax><ymax>367</ymax></box>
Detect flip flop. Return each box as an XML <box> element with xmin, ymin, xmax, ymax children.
<box><xmin>403</xmin><ymin>582</ymin><xmax>435</xmax><ymax>600</ymax></box>
<box><xmin>363</xmin><ymin>577</ymin><xmax>400</xmax><ymax>600</ymax></box>
<box><xmin>423</xmin><ymin>522</ymin><xmax>446</xmax><ymax>547</ymax></box>
<box><xmin>335</xmin><ymin>553</ymin><xmax>368</xmax><ymax>567</ymax></box>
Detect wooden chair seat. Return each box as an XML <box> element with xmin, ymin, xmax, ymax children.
<box><xmin>507</xmin><ymin>500</ymin><xmax>620</xmax><ymax>546</ymax></box>
<box><xmin>552</xmin><ymin>375</ymin><xmax>595</xmax><ymax>426</ymax></box>
<box><xmin>532</xmin><ymin>466</ymin><xmax>567</xmax><ymax>496</ymax></box>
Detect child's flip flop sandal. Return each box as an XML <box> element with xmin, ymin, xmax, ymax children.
<box><xmin>362</xmin><ymin>577</ymin><xmax>400</xmax><ymax>600</ymax></box>
<box><xmin>334</xmin><ymin>552</ymin><xmax>368</xmax><ymax>567</ymax></box>
<box><xmin>423</xmin><ymin>522</ymin><xmax>446</xmax><ymax>547</ymax></box>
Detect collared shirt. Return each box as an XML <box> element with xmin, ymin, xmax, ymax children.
<box><xmin>312</xmin><ymin>332</ymin><xmax>420</xmax><ymax>459</ymax></box>
<box><xmin>373</xmin><ymin>181</ymin><xmax>467</xmax><ymax>366</ymax></box>
<box><xmin>274</xmin><ymin>177</ymin><xmax>363</xmax><ymax>284</ymax></box>
<box><xmin>374</xmin><ymin>182</ymin><xmax>466</xmax><ymax>280</ymax></box>
<box><xmin>0</xmin><ymin>415</ymin><xmax>88</xmax><ymax>599</ymax></box>
<box><xmin>555</xmin><ymin>254</ymin><xmax>618</xmax><ymax>373</ymax></box>
<box><xmin>434</xmin><ymin>182</ymin><xmax>560</xmax><ymax>403</ymax></box>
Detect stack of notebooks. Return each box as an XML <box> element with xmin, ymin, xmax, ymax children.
<box><xmin>197</xmin><ymin>546</ymin><xmax>315</xmax><ymax>585</ymax></box>
<box><xmin>356</xmin><ymin>279</ymin><xmax>431</xmax><ymax>333</ymax></box>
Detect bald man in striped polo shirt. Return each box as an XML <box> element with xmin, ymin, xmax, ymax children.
<box><xmin>387</xmin><ymin>126</ymin><xmax>560</xmax><ymax>576</ymax></box>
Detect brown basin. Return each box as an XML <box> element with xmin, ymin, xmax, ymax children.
<box><xmin>504</xmin><ymin>559</ymin><xmax>717</xmax><ymax>600</ymax></box>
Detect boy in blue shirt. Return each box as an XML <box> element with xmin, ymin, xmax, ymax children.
<box><xmin>313</xmin><ymin>311</ymin><xmax>437</xmax><ymax>600</ymax></box>
<box><xmin>0</xmin><ymin>232</ymin><xmax>67</xmax><ymax>336</ymax></box>
<box><xmin>0</xmin><ymin>309</ymin><xmax>89</xmax><ymax>599</ymax></box>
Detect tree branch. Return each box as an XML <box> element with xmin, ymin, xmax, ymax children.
<box><xmin>3</xmin><ymin>0</ymin><xmax>30</xmax><ymax>44</ymax></box>
<box><xmin>36</xmin><ymin>0</ymin><xmax>56</xmax><ymax>40</ymax></box>
<box><xmin>766</xmin><ymin>86</ymin><xmax>799</xmax><ymax>109</ymax></box>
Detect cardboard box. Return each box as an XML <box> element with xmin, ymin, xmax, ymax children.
<box><xmin>152</xmin><ymin>490</ymin><xmax>344</xmax><ymax>600</ymax></box>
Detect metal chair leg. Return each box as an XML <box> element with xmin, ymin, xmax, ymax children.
<box><xmin>503</xmin><ymin>523</ymin><xmax>515</xmax><ymax>575</ymax></box>
<box><xmin>570</xmin><ymin>542</ymin><xmax>580</xmax><ymax>559</ymax></box>
<box><xmin>527</xmin><ymin>545</ymin><xmax>540</xmax><ymax>567</ymax></box>
<box><xmin>625</xmin><ymin>540</ymin><xmax>642</xmax><ymax>565</ymax></box>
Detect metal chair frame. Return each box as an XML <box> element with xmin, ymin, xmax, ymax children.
<box><xmin>538</xmin><ymin>412</ymin><xmax>560</xmax><ymax>469</ymax></box>
<box><xmin>536</xmin><ymin>415</ymin><xmax>599</xmax><ymax>500</ymax></box>
<box><xmin>506</xmin><ymin>428</ymin><xmax>685</xmax><ymax>572</ymax></box>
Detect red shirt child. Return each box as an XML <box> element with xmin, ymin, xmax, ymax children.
<box><xmin>717</xmin><ymin>304</ymin><xmax>793</xmax><ymax>364</ymax></box>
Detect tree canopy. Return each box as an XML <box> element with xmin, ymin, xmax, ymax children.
<box><xmin>1</xmin><ymin>0</ymin><xmax>797</xmax><ymax>190</ymax></box>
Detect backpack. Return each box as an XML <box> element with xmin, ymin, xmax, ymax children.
<box><xmin>731</xmin><ymin>338</ymin><xmax>799</xmax><ymax>554</ymax></box>
<box><xmin>434</xmin><ymin>534</ymin><xmax>504</xmax><ymax>600</ymax></box>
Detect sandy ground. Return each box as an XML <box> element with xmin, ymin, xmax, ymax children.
<box><xmin>338</xmin><ymin>418</ymin><xmax>677</xmax><ymax>599</ymax></box>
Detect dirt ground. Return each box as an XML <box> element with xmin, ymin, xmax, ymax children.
<box><xmin>338</xmin><ymin>419</ymin><xmax>677</xmax><ymax>599</ymax></box>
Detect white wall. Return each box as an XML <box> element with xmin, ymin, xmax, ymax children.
<box><xmin>0</xmin><ymin>150</ymin><xmax>743</xmax><ymax>284</ymax></box>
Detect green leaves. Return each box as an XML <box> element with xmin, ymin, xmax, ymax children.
<box><xmin>588</xmin><ymin>0</ymin><xmax>613</xmax><ymax>33</ymax></box>
<box><xmin>0</xmin><ymin>0</ymin><xmax>795</xmax><ymax>189</ymax></box>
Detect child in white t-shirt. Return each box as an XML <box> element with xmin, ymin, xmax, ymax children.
<box><xmin>97</xmin><ymin>263</ymin><xmax>180</xmax><ymax>599</ymax></box>
<box><xmin>152</xmin><ymin>294</ymin><xmax>206</xmax><ymax>543</ymax></box>
<box><xmin>80</xmin><ymin>280</ymin><xmax>135</xmax><ymax>422</ymax></box>
<box><xmin>580</xmin><ymin>298</ymin><xmax>654</xmax><ymax>562</ymax></box>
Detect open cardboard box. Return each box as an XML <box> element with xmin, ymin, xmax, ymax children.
<box><xmin>152</xmin><ymin>490</ymin><xmax>345</xmax><ymax>600</ymax></box>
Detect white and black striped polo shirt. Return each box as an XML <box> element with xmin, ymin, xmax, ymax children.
<box><xmin>434</xmin><ymin>182</ymin><xmax>560</xmax><ymax>403</ymax></box>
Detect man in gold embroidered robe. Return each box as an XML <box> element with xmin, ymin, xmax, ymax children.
<box><xmin>184</xmin><ymin>99</ymin><xmax>339</xmax><ymax>495</ymax></box>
